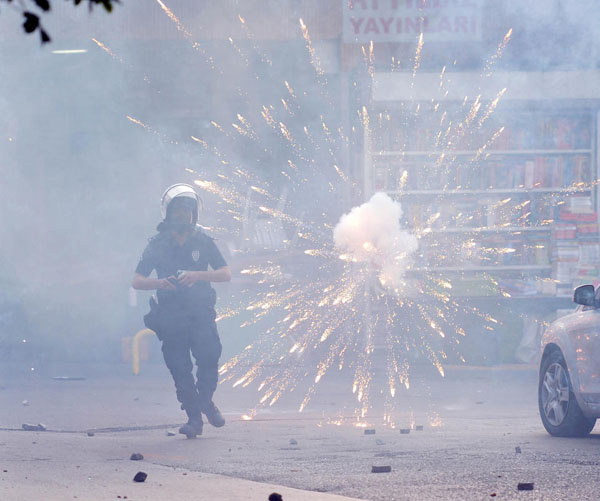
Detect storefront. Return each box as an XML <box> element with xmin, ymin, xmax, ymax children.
<box><xmin>341</xmin><ymin>0</ymin><xmax>600</xmax><ymax>363</ymax></box>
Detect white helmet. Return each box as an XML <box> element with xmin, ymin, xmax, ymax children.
<box><xmin>160</xmin><ymin>183</ymin><xmax>201</xmax><ymax>225</ymax></box>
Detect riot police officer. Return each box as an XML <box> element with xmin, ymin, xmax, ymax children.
<box><xmin>132</xmin><ymin>184</ymin><xmax>231</xmax><ymax>437</ymax></box>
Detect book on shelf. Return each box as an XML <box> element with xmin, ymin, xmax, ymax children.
<box><xmin>560</xmin><ymin>211</ymin><xmax>597</xmax><ymax>221</ymax></box>
<box><xmin>371</xmin><ymin>111</ymin><xmax>595</xmax><ymax>297</ymax></box>
<box><xmin>577</xmin><ymin>222</ymin><xmax>600</xmax><ymax>239</ymax></box>
<box><xmin>402</xmin><ymin>197</ymin><xmax>554</xmax><ymax>231</ymax></box>
<box><xmin>553</xmin><ymin>224</ymin><xmax>577</xmax><ymax>240</ymax></box>
<box><xmin>567</xmin><ymin>195</ymin><xmax>595</xmax><ymax>213</ymax></box>
<box><xmin>551</xmin><ymin>196</ymin><xmax>599</xmax><ymax>288</ymax></box>
<box><xmin>576</xmin><ymin>267</ymin><xmax>600</xmax><ymax>280</ymax></box>
<box><xmin>374</xmin><ymin>154</ymin><xmax>590</xmax><ymax>192</ymax></box>
<box><xmin>372</xmin><ymin>113</ymin><xmax>592</xmax><ymax>152</ymax></box>
<box><xmin>579</xmin><ymin>243</ymin><xmax>600</xmax><ymax>265</ymax></box>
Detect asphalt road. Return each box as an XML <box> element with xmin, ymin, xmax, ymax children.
<box><xmin>1</xmin><ymin>361</ymin><xmax>599</xmax><ymax>500</ymax></box>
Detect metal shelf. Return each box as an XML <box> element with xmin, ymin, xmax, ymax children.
<box><xmin>373</xmin><ymin>149</ymin><xmax>593</xmax><ymax>157</ymax></box>
<box><xmin>365</xmin><ymin>110</ymin><xmax>597</xmax><ymax>293</ymax></box>
<box><xmin>425</xmin><ymin>226</ymin><xmax>552</xmax><ymax>234</ymax></box>
<box><xmin>412</xmin><ymin>265</ymin><xmax>552</xmax><ymax>272</ymax></box>
<box><xmin>389</xmin><ymin>187</ymin><xmax>590</xmax><ymax>196</ymax></box>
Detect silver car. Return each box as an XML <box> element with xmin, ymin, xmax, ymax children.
<box><xmin>539</xmin><ymin>284</ymin><xmax>600</xmax><ymax>437</ymax></box>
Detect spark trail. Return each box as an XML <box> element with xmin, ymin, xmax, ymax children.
<box><xmin>115</xmin><ymin>8</ymin><xmax>600</xmax><ymax>425</ymax></box>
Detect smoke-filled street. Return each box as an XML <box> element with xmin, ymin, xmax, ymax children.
<box><xmin>3</xmin><ymin>0</ymin><xmax>600</xmax><ymax>499</ymax></box>
<box><xmin>1</xmin><ymin>363</ymin><xmax>599</xmax><ymax>500</ymax></box>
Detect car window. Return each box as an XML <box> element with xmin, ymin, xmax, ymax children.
<box><xmin>582</xmin><ymin>286</ymin><xmax>600</xmax><ymax>311</ymax></box>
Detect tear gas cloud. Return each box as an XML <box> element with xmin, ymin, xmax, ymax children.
<box><xmin>333</xmin><ymin>192</ymin><xmax>418</xmax><ymax>290</ymax></box>
<box><xmin>0</xmin><ymin>0</ymin><xmax>599</xmax><ymax>386</ymax></box>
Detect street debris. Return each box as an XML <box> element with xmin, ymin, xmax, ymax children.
<box><xmin>517</xmin><ymin>483</ymin><xmax>534</xmax><ymax>491</ymax></box>
<box><xmin>87</xmin><ymin>432</ymin><xmax>95</xmax><ymax>437</ymax></box>
<box><xmin>21</xmin><ymin>400</ymin><xmax>29</xmax><ymax>406</ymax></box>
<box><xmin>22</xmin><ymin>423</ymin><xmax>46</xmax><ymax>431</ymax></box>
<box><xmin>269</xmin><ymin>493</ymin><xmax>283</xmax><ymax>501</ymax></box>
<box><xmin>166</xmin><ymin>431</ymin><xmax>176</xmax><ymax>436</ymax></box>
<box><xmin>133</xmin><ymin>471</ymin><xmax>147</xmax><ymax>483</ymax></box>
<box><xmin>364</xmin><ymin>429</ymin><xmax>376</xmax><ymax>435</ymax></box>
<box><xmin>375</xmin><ymin>439</ymin><xmax>384</xmax><ymax>445</ymax></box>
<box><xmin>515</xmin><ymin>446</ymin><xmax>522</xmax><ymax>454</ymax></box>
<box><xmin>371</xmin><ymin>465</ymin><xmax>392</xmax><ymax>473</ymax></box>
<box><xmin>289</xmin><ymin>438</ymin><xmax>298</xmax><ymax>446</ymax></box>
<box><xmin>130</xmin><ymin>453</ymin><xmax>144</xmax><ymax>461</ymax></box>
<box><xmin>400</xmin><ymin>429</ymin><xmax>410</xmax><ymax>434</ymax></box>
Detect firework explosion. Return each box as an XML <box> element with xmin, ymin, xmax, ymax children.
<box><xmin>200</xmin><ymin>25</ymin><xmax>512</xmax><ymax>422</ymax></box>
<box><xmin>105</xmin><ymin>3</ymin><xmax>598</xmax><ymax>425</ymax></box>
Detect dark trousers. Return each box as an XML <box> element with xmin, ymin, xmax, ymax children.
<box><xmin>158</xmin><ymin>308</ymin><xmax>222</xmax><ymax>421</ymax></box>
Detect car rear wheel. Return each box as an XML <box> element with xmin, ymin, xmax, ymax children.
<box><xmin>539</xmin><ymin>350</ymin><xmax>596</xmax><ymax>437</ymax></box>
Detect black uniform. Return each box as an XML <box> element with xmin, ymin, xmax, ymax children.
<box><xmin>135</xmin><ymin>227</ymin><xmax>227</xmax><ymax>421</ymax></box>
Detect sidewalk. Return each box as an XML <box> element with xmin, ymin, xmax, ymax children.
<box><xmin>0</xmin><ymin>361</ymin><xmax>542</xmax><ymax>500</ymax></box>
<box><xmin>1</xmin><ymin>429</ymin><xmax>362</xmax><ymax>501</ymax></box>
<box><xmin>0</xmin><ymin>362</ymin><xmax>368</xmax><ymax>500</ymax></box>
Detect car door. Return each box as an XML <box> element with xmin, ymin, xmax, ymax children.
<box><xmin>567</xmin><ymin>297</ymin><xmax>600</xmax><ymax>396</ymax></box>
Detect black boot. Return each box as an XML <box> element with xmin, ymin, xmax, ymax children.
<box><xmin>179</xmin><ymin>403</ymin><xmax>204</xmax><ymax>438</ymax></box>
<box><xmin>203</xmin><ymin>401</ymin><xmax>225</xmax><ymax>428</ymax></box>
<box><xmin>179</xmin><ymin>418</ymin><xmax>203</xmax><ymax>438</ymax></box>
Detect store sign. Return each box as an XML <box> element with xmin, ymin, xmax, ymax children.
<box><xmin>343</xmin><ymin>0</ymin><xmax>482</xmax><ymax>43</ymax></box>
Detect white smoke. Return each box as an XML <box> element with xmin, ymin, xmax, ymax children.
<box><xmin>333</xmin><ymin>192</ymin><xmax>418</xmax><ymax>290</ymax></box>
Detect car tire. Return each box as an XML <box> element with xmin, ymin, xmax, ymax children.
<box><xmin>538</xmin><ymin>350</ymin><xmax>596</xmax><ymax>437</ymax></box>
